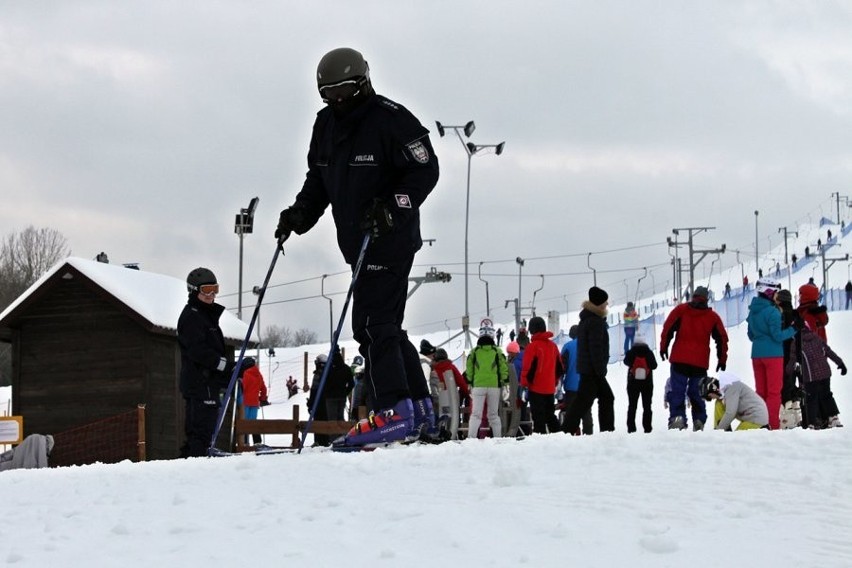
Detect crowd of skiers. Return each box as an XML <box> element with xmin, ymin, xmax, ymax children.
<box><xmin>400</xmin><ymin>278</ymin><xmax>846</xmax><ymax>439</ymax></box>
<box><xmin>203</xmin><ymin>277</ymin><xmax>845</xmax><ymax>449</ymax></box>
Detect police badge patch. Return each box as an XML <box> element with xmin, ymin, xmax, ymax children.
<box><xmin>407</xmin><ymin>140</ymin><xmax>430</xmax><ymax>164</ymax></box>
<box><xmin>395</xmin><ymin>194</ymin><xmax>412</xmax><ymax>209</ymax></box>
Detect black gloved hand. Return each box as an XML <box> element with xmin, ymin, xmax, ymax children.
<box><xmin>260</xmin><ymin>397</ymin><xmax>271</xmax><ymax>407</ymax></box>
<box><xmin>660</xmin><ymin>350</ymin><xmax>668</xmax><ymax>361</ymax></box>
<box><xmin>275</xmin><ymin>206</ymin><xmax>312</xmax><ymax>240</ymax></box>
<box><xmin>716</xmin><ymin>362</ymin><xmax>726</xmax><ymax>372</ymax></box>
<box><xmin>839</xmin><ymin>364</ymin><xmax>848</xmax><ymax>376</ymax></box>
<box><xmin>360</xmin><ymin>198</ymin><xmax>394</xmax><ymax>238</ymax></box>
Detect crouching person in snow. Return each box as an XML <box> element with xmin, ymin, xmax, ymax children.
<box><xmin>698</xmin><ymin>373</ymin><xmax>769</xmax><ymax>431</ymax></box>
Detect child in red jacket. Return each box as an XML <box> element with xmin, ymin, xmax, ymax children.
<box><xmin>520</xmin><ymin>317</ymin><xmax>564</xmax><ymax>434</ymax></box>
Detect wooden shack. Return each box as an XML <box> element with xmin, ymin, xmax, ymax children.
<box><xmin>0</xmin><ymin>257</ymin><xmax>255</xmax><ymax>461</ymax></box>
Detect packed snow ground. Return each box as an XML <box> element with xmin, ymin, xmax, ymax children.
<box><xmin>2</xmin><ymin>313</ymin><xmax>852</xmax><ymax>567</ymax></box>
<box><xmin>2</xmin><ymin>221</ymin><xmax>852</xmax><ymax>566</ymax></box>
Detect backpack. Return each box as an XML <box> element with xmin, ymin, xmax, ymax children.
<box><xmin>630</xmin><ymin>354</ymin><xmax>650</xmax><ymax>380</ymax></box>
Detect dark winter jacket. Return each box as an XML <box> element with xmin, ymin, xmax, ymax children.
<box><xmin>520</xmin><ymin>331</ymin><xmax>564</xmax><ymax>395</ymax></box>
<box><xmin>289</xmin><ymin>94</ymin><xmax>439</xmax><ymax>265</ymax></box>
<box><xmin>576</xmin><ymin>302</ymin><xmax>610</xmax><ymax>377</ymax></box>
<box><xmin>788</xmin><ymin>327</ymin><xmax>844</xmax><ymax>384</ymax></box>
<box><xmin>747</xmin><ymin>295</ymin><xmax>795</xmax><ymax>358</ymax></box>
<box><xmin>660</xmin><ymin>299</ymin><xmax>728</xmax><ymax>373</ymax></box>
<box><xmin>323</xmin><ymin>352</ymin><xmax>356</xmax><ymax>399</ymax></box>
<box><xmin>623</xmin><ymin>341</ymin><xmax>658</xmax><ymax>380</ymax></box>
<box><xmin>177</xmin><ymin>296</ymin><xmax>230</xmax><ymax>402</ymax></box>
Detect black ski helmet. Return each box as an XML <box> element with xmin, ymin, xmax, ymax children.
<box><xmin>316</xmin><ymin>47</ymin><xmax>370</xmax><ymax>97</ymax></box>
<box><xmin>698</xmin><ymin>376</ymin><xmax>721</xmax><ymax>400</ymax></box>
<box><xmin>241</xmin><ymin>357</ymin><xmax>256</xmax><ymax>370</ymax></box>
<box><xmin>186</xmin><ymin>267</ymin><xmax>217</xmax><ymax>293</ymax></box>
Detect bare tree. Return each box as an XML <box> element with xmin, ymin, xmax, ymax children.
<box><xmin>262</xmin><ymin>324</ymin><xmax>292</xmax><ymax>348</ymax></box>
<box><xmin>0</xmin><ymin>226</ymin><xmax>70</xmax><ymax>308</ymax></box>
<box><xmin>0</xmin><ymin>226</ymin><xmax>70</xmax><ymax>385</ymax></box>
<box><xmin>292</xmin><ymin>328</ymin><xmax>318</xmax><ymax>346</ymax></box>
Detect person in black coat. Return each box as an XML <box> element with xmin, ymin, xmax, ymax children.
<box><xmin>622</xmin><ymin>334</ymin><xmax>658</xmax><ymax>433</ymax></box>
<box><xmin>275</xmin><ymin>47</ymin><xmax>439</xmax><ymax>447</ymax></box>
<box><xmin>177</xmin><ymin>267</ymin><xmax>233</xmax><ymax>458</ymax></box>
<box><xmin>324</xmin><ymin>348</ymin><xmax>355</xmax><ymax>425</ymax></box>
<box><xmin>563</xmin><ymin>286</ymin><xmax>615</xmax><ymax>434</ymax></box>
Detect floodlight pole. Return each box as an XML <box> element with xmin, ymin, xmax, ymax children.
<box><xmin>435</xmin><ymin>120</ymin><xmax>504</xmax><ymax>348</ymax></box>
<box><xmin>234</xmin><ymin>197</ymin><xmax>259</xmax><ymax>320</ymax></box>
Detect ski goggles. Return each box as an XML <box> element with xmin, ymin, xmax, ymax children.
<box><xmin>319</xmin><ymin>80</ymin><xmax>362</xmax><ymax>103</ymax></box>
<box><xmin>198</xmin><ymin>283</ymin><xmax>219</xmax><ymax>295</ymax></box>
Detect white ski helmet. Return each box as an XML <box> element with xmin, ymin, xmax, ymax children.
<box><xmin>478</xmin><ymin>318</ymin><xmax>496</xmax><ymax>338</ymax></box>
<box><xmin>755</xmin><ymin>277</ymin><xmax>781</xmax><ymax>297</ymax></box>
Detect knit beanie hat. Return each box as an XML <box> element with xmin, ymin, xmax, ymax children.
<box><xmin>419</xmin><ymin>339</ymin><xmax>436</xmax><ymax>356</ymax></box>
<box><xmin>693</xmin><ymin>286</ymin><xmax>709</xmax><ymax>300</ymax></box>
<box><xmin>589</xmin><ymin>286</ymin><xmax>608</xmax><ymax>306</ymax></box>
<box><xmin>799</xmin><ymin>283</ymin><xmax>819</xmax><ymax>304</ymax></box>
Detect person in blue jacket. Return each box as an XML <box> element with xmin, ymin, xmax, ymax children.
<box><xmin>746</xmin><ymin>278</ymin><xmax>796</xmax><ymax>429</ymax></box>
<box><xmin>559</xmin><ymin>325</ymin><xmax>593</xmax><ymax>434</ymax></box>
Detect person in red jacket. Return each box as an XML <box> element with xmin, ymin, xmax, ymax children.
<box><xmin>659</xmin><ymin>286</ymin><xmax>728</xmax><ymax>431</ymax></box>
<box><xmin>520</xmin><ymin>316</ymin><xmax>564</xmax><ymax>434</ymax></box>
<box><xmin>797</xmin><ymin>283</ymin><xmax>829</xmax><ymax>341</ymax></box>
<box><xmin>239</xmin><ymin>357</ymin><xmax>269</xmax><ymax>445</ymax></box>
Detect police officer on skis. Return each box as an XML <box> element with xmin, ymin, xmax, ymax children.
<box><xmin>274</xmin><ymin>47</ymin><xmax>439</xmax><ymax>448</ymax></box>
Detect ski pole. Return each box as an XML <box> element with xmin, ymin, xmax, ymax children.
<box><xmin>208</xmin><ymin>236</ymin><xmax>286</xmax><ymax>455</ymax></box>
<box><xmin>298</xmin><ymin>233</ymin><xmax>370</xmax><ymax>453</ymax></box>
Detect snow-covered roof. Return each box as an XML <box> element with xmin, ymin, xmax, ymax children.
<box><xmin>0</xmin><ymin>257</ymin><xmax>256</xmax><ymax>344</ymax></box>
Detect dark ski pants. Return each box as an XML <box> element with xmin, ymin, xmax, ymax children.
<box><xmin>181</xmin><ymin>397</ymin><xmax>219</xmax><ymax>458</ymax></box>
<box><xmin>560</xmin><ymin>390</ymin><xmax>593</xmax><ymax>434</ymax></box>
<box><xmin>564</xmin><ymin>374</ymin><xmax>615</xmax><ymax>433</ymax></box>
<box><xmin>626</xmin><ymin>378</ymin><xmax>653</xmax><ymax>433</ymax></box>
<box><xmin>528</xmin><ymin>391</ymin><xmax>561</xmax><ymax>434</ymax></box>
<box><xmin>668</xmin><ymin>370</ymin><xmax>706</xmax><ymax>427</ymax></box>
<box><xmin>352</xmin><ymin>256</ymin><xmax>428</xmax><ymax>411</ymax></box>
<box><xmin>804</xmin><ymin>379</ymin><xmax>840</xmax><ymax>428</ymax></box>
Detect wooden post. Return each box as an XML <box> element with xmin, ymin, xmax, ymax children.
<box><xmin>302</xmin><ymin>352</ymin><xmax>310</xmax><ymax>392</ymax></box>
<box><xmin>136</xmin><ymin>404</ymin><xmax>147</xmax><ymax>462</ymax></box>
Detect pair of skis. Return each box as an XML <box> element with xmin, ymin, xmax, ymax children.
<box><xmin>207</xmin><ymin>234</ymin><xmax>370</xmax><ymax>457</ymax></box>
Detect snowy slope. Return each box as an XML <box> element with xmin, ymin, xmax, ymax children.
<box><xmin>2</xmin><ymin>311</ymin><xmax>851</xmax><ymax>567</ymax></box>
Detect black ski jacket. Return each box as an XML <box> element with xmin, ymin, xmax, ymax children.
<box><xmin>576</xmin><ymin>302</ymin><xmax>610</xmax><ymax>377</ymax></box>
<box><xmin>289</xmin><ymin>94</ymin><xmax>439</xmax><ymax>265</ymax></box>
<box><xmin>177</xmin><ymin>296</ymin><xmax>230</xmax><ymax>402</ymax></box>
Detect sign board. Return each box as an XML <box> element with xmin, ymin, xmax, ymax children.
<box><xmin>0</xmin><ymin>416</ymin><xmax>23</xmax><ymax>444</ymax></box>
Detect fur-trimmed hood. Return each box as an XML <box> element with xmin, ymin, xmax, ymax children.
<box><xmin>581</xmin><ymin>300</ymin><xmax>608</xmax><ymax>317</ymax></box>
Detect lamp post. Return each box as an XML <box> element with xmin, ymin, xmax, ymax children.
<box><xmin>436</xmin><ymin>120</ymin><xmax>504</xmax><ymax>348</ymax></box>
<box><xmin>234</xmin><ymin>197</ymin><xmax>259</xmax><ymax>320</ymax></box>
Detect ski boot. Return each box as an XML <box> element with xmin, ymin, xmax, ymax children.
<box><xmin>332</xmin><ymin>398</ymin><xmax>416</xmax><ymax>450</ymax></box>
<box><xmin>668</xmin><ymin>416</ymin><xmax>686</xmax><ymax>430</ymax></box>
<box><xmin>693</xmin><ymin>420</ymin><xmax>705</xmax><ymax>432</ymax></box>
<box><xmin>413</xmin><ymin>397</ymin><xmax>442</xmax><ymax>443</ymax></box>
<box><xmin>827</xmin><ymin>415</ymin><xmax>844</xmax><ymax>428</ymax></box>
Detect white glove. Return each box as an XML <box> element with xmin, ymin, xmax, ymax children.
<box><xmin>501</xmin><ymin>385</ymin><xmax>510</xmax><ymax>402</ymax></box>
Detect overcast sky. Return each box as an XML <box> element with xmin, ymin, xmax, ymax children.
<box><xmin>3</xmin><ymin>1</ymin><xmax>852</xmax><ymax>340</ymax></box>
